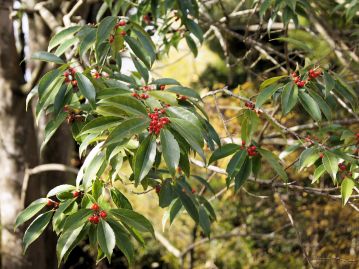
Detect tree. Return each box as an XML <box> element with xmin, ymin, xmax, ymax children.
<box><xmin>7</xmin><ymin>0</ymin><xmax>359</xmax><ymax>268</ymax></box>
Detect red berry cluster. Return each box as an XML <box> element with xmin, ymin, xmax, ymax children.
<box><xmin>148</xmin><ymin>108</ymin><xmax>170</xmax><ymax>135</ymax></box>
<box><xmin>291</xmin><ymin>72</ymin><xmax>306</xmax><ymax>88</ymax></box>
<box><xmin>245</xmin><ymin>101</ymin><xmax>255</xmax><ymax>110</ymax></box>
<box><xmin>88</xmin><ymin>203</ymin><xmax>107</xmax><ymax>224</ymax></box>
<box><xmin>308</xmin><ymin>69</ymin><xmax>322</xmax><ymax>79</ymax></box>
<box><xmin>46</xmin><ymin>199</ymin><xmax>59</xmax><ymax>209</ymax></box>
<box><xmin>115</xmin><ymin>20</ymin><xmax>126</xmax><ymax>29</ymax></box>
<box><xmin>247</xmin><ymin>145</ymin><xmax>257</xmax><ymax>156</ymax></box>
<box><xmin>132</xmin><ymin>92</ymin><xmax>149</xmax><ymax>99</ymax></box>
<box><xmin>64</xmin><ymin>68</ymin><xmax>78</xmax><ymax>89</ymax></box>
<box><xmin>72</xmin><ymin>190</ymin><xmax>81</xmax><ymax>198</ymax></box>
<box><xmin>338</xmin><ymin>162</ymin><xmax>347</xmax><ymax>171</ymax></box>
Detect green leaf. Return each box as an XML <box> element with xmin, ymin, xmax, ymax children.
<box><xmin>54</xmin><ymin>37</ymin><xmax>78</xmax><ymax>56</ymax></box>
<box><xmin>75</xmin><ymin>73</ymin><xmax>96</xmax><ymax>108</ymax></box>
<box><xmin>298</xmin><ymin>147</ymin><xmax>319</xmax><ymax>171</ymax></box>
<box><xmin>185</xmin><ymin>19</ymin><xmax>203</xmax><ymax>43</ymax></box>
<box><xmin>323</xmin><ymin>71</ymin><xmax>335</xmax><ymax>96</ymax></box>
<box><xmin>170</xmin><ymin>118</ymin><xmax>205</xmax><ymax>161</ymax></box>
<box><xmin>259</xmin><ymin>0</ymin><xmax>271</xmax><ymax>17</ymax></box>
<box><xmin>23</xmin><ymin>211</ymin><xmax>53</xmax><ymax>252</ymax></box>
<box><xmin>312</xmin><ymin>164</ymin><xmax>326</xmax><ymax>184</ymax></box>
<box><xmin>63</xmin><ymin>209</ymin><xmax>93</xmax><ymax>231</ymax></box>
<box><xmin>166</xmin><ymin>107</ymin><xmax>200</xmax><ymax>126</ymax></box>
<box><xmin>47</xmin><ymin>184</ymin><xmax>76</xmax><ymax>197</ymax></box>
<box><xmin>299</xmin><ymin>92</ymin><xmax>322</xmax><ymax>121</ymax></box>
<box><xmin>281</xmin><ymin>83</ymin><xmax>298</xmax><ymax>114</ymax></box>
<box><xmin>107</xmin><ymin>219</ymin><xmax>134</xmax><ymax>264</ymax></box>
<box><xmin>96</xmin><ymin>16</ymin><xmax>116</xmax><ymax>45</ymax></box>
<box><xmin>26</xmin><ymin>87</ymin><xmax>38</xmax><ymax>111</ymax></box>
<box><xmin>160</xmin><ymin>129</ymin><xmax>180</xmax><ymax>177</ymax></box>
<box><xmin>158</xmin><ymin>179</ymin><xmax>176</xmax><ymax>208</ymax></box>
<box><xmin>226</xmin><ymin>150</ymin><xmax>247</xmax><ymax>180</ymax></box>
<box><xmin>322</xmin><ymin>151</ymin><xmax>338</xmax><ymax>182</ymax></box>
<box><xmin>110</xmin><ymin>188</ymin><xmax>132</xmax><ymax>210</ymax></box>
<box><xmin>79</xmin><ymin>29</ymin><xmax>96</xmax><ymax>58</ymax></box>
<box><xmin>131</xmin><ymin>54</ymin><xmax>149</xmax><ymax>83</ymax></box>
<box><xmin>52</xmin><ymin>198</ymin><xmax>77</xmax><ymax>234</ymax></box>
<box><xmin>80</xmin><ymin>116</ymin><xmax>120</xmax><ymax>135</ymax></box>
<box><xmin>98</xmin><ymin>95</ymin><xmax>147</xmax><ymax>115</ymax></box>
<box><xmin>257</xmin><ymin>148</ymin><xmax>288</xmax><ymax>181</ymax></box>
<box><xmin>341</xmin><ymin>178</ymin><xmax>355</xmax><ymax>205</ymax></box>
<box><xmin>148</xmin><ymin>91</ymin><xmax>178</xmax><ymax>105</ymax></box>
<box><xmin>57</xmin><ymin>223</ymin><xmax>85</xmax><ymax>264</ymax></box>
<box><xmin>167</xmin><ymin>86</ymin><xmax>201</xmax><ymax>100</ymax></box>
<box><xmin>209</xmin><ymin>143</ymin><xmax>240</xmax><ymax>164</ymax></box>
<box><xmin>199</xmin><ymin>206</ymin><xmax>211</xmax><ymax>236</ymax></box>
<box><xmin>260</xmin><ymin>75</ymin><xmax>287</xmax><ymax>90</ymax></box>
<box><xmin>133</xmin><ymin>135</ymin><xmax>157</xmax><ymax>186</ymax></box>
<box><xmin>308</xmin><ymin>90</ymin><xmax>332</xmax><ymax>120</ymax></box>
<box><xmin>191</xmin><ymin>175</ymin><xmax>215</xmax><ymax>194</ymax></box>
<box><xmin>48</xmin><ymin>26</ymin><xmax>81</xmax><ymax>51</ymax></box>
<box><xmin>15</xmin><ymin>198</ymin><xmax>48</xmax><ymax>229</ymax></box>
<box><xmin>176</xmin><ymin>184</ymin><xmax>198</xmax><ymax>222</ymax></box>
<box><xmin>31</xmin><ymin>51</ymin><xmax>65</xmax><ymax>64</ymax></box>
<box><xmin>152</xmin><ymin>78</ymin><xmax>180</xmax><ymax>86</ymax></box>
<box><xmin>109</xmin><ymin>208</ymin><xmax>154</xmax><ymax>236</ymax></box>
<box><xmin>124</xmin><ymin>36</ymin><xmax>151</xmax><ymax>68</ymax></box>
<box><xmin>256</xmin><ymin>84</ymin><xmax>280</xmax><ymax>108</ymax></box>
<box><xmin>92</xmin><ymin>179</ymin><xmax>103</xmax><ymax>201</ymax></box>
<box><xmin>40</xmin><ymin>112</ymin><xmax>67</xmax><ymax>153</ymax></box>
<box><xmin>132</xmin><ymin>27</ymin><xmax>156</xmax><ymax>64</ymax></box>
<box><xmin>169</xmin><ymin>198</ymin><xmax>182</xmax><ymax>224</ymax></box>
<box><xmin>105</xmin><ymin>117</ymin><xmax>149</xmax><ymax>146</ymax></box>
<box><xmin>97</xmin><ymin>219</ymin><xmax>116</xmax><ymax>262</ymax></box>
<box><xmin>185</xmin><ymin>34</ymin><xmax>198</xmax><ymax>57</ymax></box>
<box><xmin>234</xmin><ymin>156</ymin><xmax>252</xmax><ymax>191</ymax></box>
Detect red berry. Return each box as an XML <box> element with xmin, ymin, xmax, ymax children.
<box><xmin>99</xmin><ymin>211</ymin><xmax>107</xmax><ymax>219</ymax></box>
<box><xmin>291</xmin><ymin>72</ymin><xmax>297</xmax><ymax>77</ymax></box>
<box><xmin>191</xmin><ymin>188</ymin><xmax>196</xmax><ymax>194</ymax></box>
<box><xmin>118</xmin><ymin>20</ymin><xmax>126</xmax><ymax>27</ymax></box>
<box><xmin>241</xmin><ymin>140</ymin><xmax>246</xmax><ymax>146</ymax></box>
<box><xmin>91</xmin><ymin>203</ymin><xmax>100</xmax><ymax>211</ymax></box>
<box><xmin>71</xmin><ymin>80</ymin><xmax>78</xmax><ymax>87</ymax></box>
<box><xmin>339</xmin><ymin>163</ymin><xmax>346</xmax><ymax>171</ymax></box>
<box><xmin>155</xmin><ymin>185</ymin><xmax>161</xmax><ymax>193</ymax></box>
<box><xmin>160</xmin><ymin>85</ymin><xmax>165</xmax><ymax>91</ymax></box>
<box><xmin>319</xmin><ymin>153</ymin><xmax>324</xmax><ymax>159</ymax></box>
<box><xmin>73</xmin><ymin>191</ymin><xmax>80</xmax><ymax>198</ymax></box>
<box><xmin>120</xmin><ymin>30</ymin><xmax>126</xmax><ymax>36</ymax></box>
<box><xmin>109</xmin><ymin>34</ymin><xmax>114</xmax><ymax>43</ymax></box>
<box><xmin>250</xmin><ymin>145</ymin><xmax>257</xmax><ymax>151</ymax></box>
<box><xmin>88</xmin><ymin>216</ymin><xmax>94</xmax><ymax>222</ymax></box>
<box><xmin>69</xmin><ymin>68</ymin><xmax>76</xmax><ymax>75</ymax></box>
<box><xmin>46</xmin><ymin>200</ymin><xmax>53</xmax><ymax>207</ymax></box>
<box><xmin>64</xmin><ymin>71</ymin><xmax>70</xmax><ymax>77</ymax></box>
<box><xmin>92</xmin><ymin>215</ymin><xmax>100</xmax><ymax>224</ymax></box>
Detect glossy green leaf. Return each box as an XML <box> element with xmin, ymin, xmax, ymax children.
<box><xmin>54</xmin><ymin>37</ymin><xmax>78</xmax><ymax>56</ymax></box>
<box><xmin>79</xmin><ymin>29</ymin><xmax>96</xmax><ymax>58</ymax></box>
<box><xmin>281</xmin><ymin>83</ymin><xmax>298</xmax><ymax>115</ymax></box>
<box><xmin>167</xmin><ymin>86</ymin><xmax>201</xmax><ymax>100</ymax></box>
<box><xmin>234</xmin><ymin>156</ymin><xmax>252</xmax><ymax>191</ymax></box>
<box><xmin>40</xmin><ymin>112</ymin><xmax>67</xmax><ymax>153</ymax></box>
<box><xmin>98</xmin><ymin>96</ymin><xmax>147</xmax><ymax>115</ymax></box>
<box><xmin>185</xmin><ymin>19</ymin><xmax>203</xmax><ymax>43</ymax></box>
<box><xmin>47</xmin><ymin>184</ymin><xmax>76</xmax><ymax>197</ymax></box>
<box><xmin>109</xmin><ymin>208</ymin><xmax>154</xmax><ymax>236</ymax></box>
<box><xmin>199</xmin><ymin>206</ymin><xmax>211</xmax><ymax>236</ymax></box>
<box><xmin>75</xmin><ymin>73</ymin><xmax>96</xmax><ymax>108</ymax></box>
<box><xmin>226</xmin><ymin>150</ymin><xmax>247</xmax><ymax>180</ymax></box>
<box><xmin>15</xmin><ymin>198</ymin><xmax>48</xmax><ymax>229</ymax></box>
<box><xmin>152</xmin><ymin>78</ymin><xmax>180</xmax><ymax>86</ymax></box>
<box><xmin>341</xmin><ymin>177</ymin><xmax>355</xmax><ymax>205</ymax></box>
<box><xmin>23</xmin><ymin>211</ymin><xmax>53</xmax><ymax>252</ymax></box>
<box><xmin>133</xmin><ymin>135</ymin><xmax>157</xmax><ymax>186</ymax></box>
<box><xmin>105</xmin><ymin>117</ymin><xmax>149</xmax><ymax>146</ymax></box>
<box><xmin>31</xmin><ymin>51</ymin><xmax>65</xmax><ymax>64</ymax></box>
<box><xmin>124</xmin><ymin>36</ymin><xmax>151</xmax><ymax>68</ymax></box>
<box><xmin>185</xmin><ymin>34</ymin><xmax>198</xmax><ymax>57</ymax></box>
<box><xmin>299</xmin><ymin>92</ymin><xmax>322</xmax><ymax>121</ymax></box>
<box><xmin>169</xmin><ymin>198</ymin><xmax>182</xmax><ymax>224</ymax></box>
<box><xmin>81</xmin><ymin>116</ymin><xmax>120</xmax><ymax>135</ymax></box>
<box><xmin>63</xmin><ymin>209</ymin><xmax>92</xmax><ymax>231</ymax></box>
<box><xmin>312</xmin><ymin>164</ymin><xmax>326</xmax><ymax>184</ymax></box>
<box><xmin>96</xmin><ymin>16</ymin><xmax>116</xmax><ymax>45</ymax></box>
<box><xmin>159</xmin><ymin>179</ymin><xmax>176</xmax><ymax>208</ymax></box>
<box><xmin>298</xmin><ymin>147</ymin><xmax>319</xmax><ymax>171</ymax></box>
<box><xmin>160</xmin><ymin>129</ymin><xmax>180</xmax><ymax>177</ymax></box>
<box><xmin>110</xmin><ymin>188</ymin><xmax>132</xmax><ymax>210</ymax></box>
<box><xmin>131</xmin><ymin>54</ymin><xmax>149</xmax><ymax>83</ymax></box>
<box><xmin>308</xmin><ymin>90</ymin><xmax>332</xmax><ymax>120</ymax></box>
<box><xmin>148</xmin><ymin>91</ymin><xmax>178</xmax><ymax>105</ymax></box>
<box><xmin>256</xmin><ymin>84</ymin><xmax>280</xmax><ymax>108</ymax></box>
<box><xmin>209</xmin><ymin>143</ymin><xmax>240</xmax><ymax>164</ymax></box>
<box><xmin>48</xmin><ymin>26</ymin><xmax>81</xmax><ymax>51</ymax></box>
<box><xmin>323</xmin><ymin>71</ymin><xmax>335</xmax><ymax>96</ymax></box>
<box><xmin>260</xmin><ymin>75</ymin><xmax>286</xmax><ymax>90</ymax></box>
<box><xmin>176</xmin><ymin>185</ymin><xmax>198</xmax><ymax>222</ymax></box>
<box><xmin>57</xmin><ymin>223</ymin><xmax>85</xmax><ymax>263</ymax></box>
<box><xmin>322</xmin><ymin>152</ymin><xmax>338</xmax><ymax>182</ymax></box>
<box><xmin>257</xmin><ymin>148</ymin><xmax>288</xmax><ymax>181</ymax></box>
<box><xmin>170</xmin><ymin>118</ymin><xmax>205</xmax><ymax>161</ymax></box>
<box><xmin>97</xmin><ymin>219</ymin><xmax>116</xmax><ymax>261</ymax></box>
